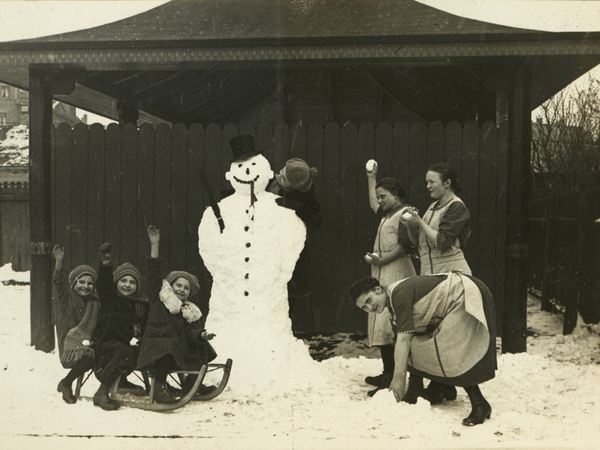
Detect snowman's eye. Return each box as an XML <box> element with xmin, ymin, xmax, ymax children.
<box><xmin>238</xmin><ymin>164</ymin><xmax>242</xmax><ymax>168</ymax></box>
<box><xmin>252</xmin><ymin>163</ymin><xmax>256</xmax><ymax>166</ymax></box>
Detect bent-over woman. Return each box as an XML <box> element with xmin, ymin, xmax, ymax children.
<box><xmin>350</xmin><ymin>273</ymin><xmax>496</xmax><ymax>426</ymax></box>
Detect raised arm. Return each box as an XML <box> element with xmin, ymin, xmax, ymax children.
<box><xmin>146</xmin><ymin>224</ymin><xmax>163</xmax><ymax>293</ymax></box>
<box><xmin>51</xmin><ymin>244</ymin><xmax>70</xmax><ymax>308</ymax></box>
<box><xmin>366</xmin><ymin>161</ymin><xmax>379</xmax><ymax>213</ymax></box>
<box><xmin>97</xmin><ymin>242</ymin><xmax>115</xmax><ymax>299</ymax></box>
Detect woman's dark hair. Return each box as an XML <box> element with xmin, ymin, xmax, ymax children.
<box><xmin>349</xmin><ymin>277</ymin><xmax>380</xmax><ymax>305</ymax></box>
<box><xmin>427</xmin><ymin>163</ymin><xmax>462</xmax><ymax>194</ymax></box>
<box><xmin>375</xmin><ymin>177</ymin><xmax>406</xmax><ymax>201</ymax></box>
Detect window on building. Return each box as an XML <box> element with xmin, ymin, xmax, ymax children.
<box><xmin>0</xmin><ymin>113</ymin><xmax>7</xmax><ymax>125</ymax></box>
<box><xmin>1</xmin><ymin>85</ymin><xmax>9</xmax><ymax>98</ymax></box>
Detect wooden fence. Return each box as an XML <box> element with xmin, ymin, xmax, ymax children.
<box><xmin>529</xmin><ymin>191</ymin><xmax>600</xmax><ymax>333</ymax></box>
<box><xmin>45</xmin><ymin>120</ymin><xmax>508</xmax><ymax>333</ymax></box>
<box><xmin>0</xmin><ymin>181</ymin><xmax>29</xmax><ymax>271</ymax></box>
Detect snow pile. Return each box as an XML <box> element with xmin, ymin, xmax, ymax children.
<box><xmin>0</xmin><ymin>125</ymin><xmax>29</xmax><ymax>166</ymax></box>
<box><xmin>0</xmin><ymin>262</ymin><xmax>29</xmax><ymax>284</ymax></box>
<box><xmin>1</xmin><ymin>263</ymin><xmax>599</xmax><ymax>449</ymax></box>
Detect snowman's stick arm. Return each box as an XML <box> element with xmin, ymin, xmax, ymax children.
<box><xmin>188</xmin><ymin>150</ymin><xmax>225</xmax><ymax>233</ymax></box>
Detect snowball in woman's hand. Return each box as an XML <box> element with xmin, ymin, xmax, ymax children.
<box><xmin>365</xmin><ymin>159</ymin><xmax>377</xmax><ymax>172</ymax></box>
<box><xmin>82</xmin><ymin>339</ymin><xmax>90</xmax><ymax>346</ymax></box>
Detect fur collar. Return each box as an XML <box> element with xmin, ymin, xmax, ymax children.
<box><xmin>159</xmin><ymin>280</ymin><xmax>202</xmax><ymax>323</ymax></box>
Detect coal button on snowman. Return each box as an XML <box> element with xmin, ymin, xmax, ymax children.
<box><xmin>198</xmin><ymin>135</ymin><xmax>310</xmax><ymax>395</ymax></box>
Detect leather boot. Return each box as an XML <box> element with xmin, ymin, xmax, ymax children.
<box><xmin>366</xmin><ymin>345</ymin><xmax>395</xmax><ymax>396</ymax></box>
<box><xmin>425</xmin><ymin>381</ymin><xmax>457</xmax><ymax>405</ymax></box>
<box><xmin>462</xmin><ymin>385</ymin><xmax>492</xmax><ymax>426</ymax></box>
<box><xmin>93</xmin><ymin>383</ymin><xmax>120</xmax><ymax>411</ymax></box>
<box><xmin>153</xmin><ymin>382</ymin><xmax>180</xmax><ymax>404</ymax></box>
<box><xmin>401</xmin><ymin>374</ymin><xmax>426</xmax><ymax>404</ymax></box>
<box><xmin>57</xmin><ymin>379</ymin><xmax>77</xmax><ymax>404</ymax></box>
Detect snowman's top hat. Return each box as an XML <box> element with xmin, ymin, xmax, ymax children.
<box><xmin>229</xmin><ymin>135</ymin><xmax>261</xmax><ymax>162</ymax></box>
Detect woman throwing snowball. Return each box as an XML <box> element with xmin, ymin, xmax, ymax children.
<box><xmin>362</xmin><ymin>160</ymin><xmax>416</xmax><ymax>396</ymax></box>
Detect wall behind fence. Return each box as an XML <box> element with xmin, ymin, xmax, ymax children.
<box><xmin>51</xmin><ymin>121</ymin><xmax>507</xmax><ymax>333</ymax></box>
<box><xmin>0</xmin><ymin>181</ymin><xmax>29</xmax><ymax>271</ymax></box>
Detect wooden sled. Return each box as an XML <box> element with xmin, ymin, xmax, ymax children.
<box><xmin>109</xmin><ymin>365</ymin><xmax>208</xmax><ymax>412</ymax></box>
<box><xmin>108</xmin><ymin>359</ymin><xmax>233</xmax><ymax>411</ymax></box>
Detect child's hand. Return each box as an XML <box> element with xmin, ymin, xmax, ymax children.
<box><xmin>100</xmin><ymin>242</ymin><xmax>112</xmax><ymax>262</ymax></box>
<box><xmin>147</xmin><ymin>225</ymin><xmax>160</xmax><ymax>244</ymax></box>
<box><xmin>52</xmin><ymin>244</ymin><xmax>64</xmax><ymax>261</ymax></box>
<box><xmin>200</xmin><ymin>330</ymin><xmax>215</xmax><ymax>341</ymax></box>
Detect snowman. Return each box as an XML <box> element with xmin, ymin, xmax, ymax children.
<box><xmin>198</xmin><ymin>135</ymin><xmax>323</xmax><ymax>397</ymax></box>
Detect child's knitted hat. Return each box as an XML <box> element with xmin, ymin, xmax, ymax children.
<box><xmin>68</xmin><ymin>265</ymin><xmax>97</xmax><ymax>290</ymax></box>
<box><xmin>276</xmin><ymin>158</ymin><xmax>318</xmax><ymax>193</ymax></box>
<box><xmin>112</xmin><ymin>262</ymin><xmax>142</xmax><ymax>291</ymax></box>
<box><xmin>165</xmin><ymin>271</ymin><xmax>200</xmax><ymax>297</ymax></box>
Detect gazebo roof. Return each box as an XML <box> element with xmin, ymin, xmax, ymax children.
<box><xmin>1</xmin><ymin>0</ymin><xmax>599</xmax><ymax>124</ymax></box>
<box><xmin>17</xmin><ymin>0</ymin><xmax>539</xmax><ymax>45</ymax></box>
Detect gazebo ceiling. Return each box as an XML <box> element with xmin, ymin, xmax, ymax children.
<box><xmin>0</xmin><ymin>0</ymin><xmax>599</xmax><ymax>124</ymax></box>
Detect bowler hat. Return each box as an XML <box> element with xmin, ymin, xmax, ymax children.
<box><xmin>229</xmin><ymin>135</ymin><xmax>261</xmax><ymax>162</ymax></box>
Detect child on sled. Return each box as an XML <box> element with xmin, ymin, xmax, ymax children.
<box><xmin>52</xmin><ymin>244</ymin><xmax>100</xmax><ymax>404</ymax></box>
<box><xmin>136</xmin><ymin>224</ymin><xmax>217</xmax><ymax>404</ymax></box>
<box><xmin>92</xmin><ymin>243</ymin><xmax>149</xmax><ymax>410</ymax></box>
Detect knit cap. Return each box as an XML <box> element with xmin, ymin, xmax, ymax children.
<box><xmin>112</xmin><ymin>262</ymin><xmax>142</xmax><ymax>292</ymax></box>
<box><xmin>165</xmin><ymin>270</ymin><xmax>200</xmax><ymax>297</ymax></box>
<box><xmin>68</xmin><ymin>265</ymin><xmax>98</xmax><ymax>290</ymax></box>
<box><xmin>276</xmin><ymin>158</ymin><xmax>318</xmax><ymax>192</ymax></box>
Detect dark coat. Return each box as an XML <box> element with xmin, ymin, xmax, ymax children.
<box><xmin>52</xmin><ymin>268</ymin><xmax>100</xmax><ymax>365</ymax></box>
<box><xmin>136</xmin><ymin>257</ymin><xmax>217</xmax><ymax>371</ymax></box>
<box><xmin>93</xmin><ymin>262</ymin><xmax>148</xmax><ymax>346</ymax></box>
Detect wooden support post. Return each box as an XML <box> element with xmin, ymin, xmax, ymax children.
<box><xmin>29</xmin><ymin>68</ymin><xmax>54</xmax><ymax>352</ymax></box>
<box><xmin>502</xmin><ymin>64</ymin><xmax>531</xmax><ymax>353</ymax></box>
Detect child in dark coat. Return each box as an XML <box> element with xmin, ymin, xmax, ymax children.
<box><xmin>52</xmin><ymin>245</ymin><xmax>101</xmax><ymax>404</ymax></box>
<box><xmin>92</xmin><ymin>243</ymin><xmax>148</xmax><ymax>410</ymax></box>
<box><xmin>137</xmin><ymin>225</ymin><xmax>217</xmax><ymax>404</ymax></box>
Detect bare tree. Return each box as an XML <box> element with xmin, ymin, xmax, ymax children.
<box><xmin>531</xmin><ymin>76</ymin><xmax>600</xmax><ymax>194</ymax></box>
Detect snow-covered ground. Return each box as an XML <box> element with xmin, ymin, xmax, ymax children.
<box><xmin>0</xmin><ymin>264</ymin><xmax>598</xmax><ymax>450</ymax></box>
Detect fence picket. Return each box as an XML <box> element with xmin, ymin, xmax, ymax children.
<box><xmin>55</xmin><ymin>124</ymin><xmax>73</xmax><ymax>269</ymax></box>
<box><xmin>87</xmin><ymin>124</ymin><xmax>106</xmax><ymax>267</ymax></box>
<box><xmin>136</xmin><ymin>124</ymin><xmax>156</xmax><ymax>282</ymax></box>
<box><xmin>119</xmin><ymin>123</ymin><xmax>139</xmax><ymax>266</ymax></box>
<box><xmin>71</xmin><ymin>124</ymin><xmax>89</xmax><ymax>267</ymax></box>
<box><xmin>170</xmin><ymin>123</ymin><xmax>189</xmax><ymax>272</ymax></box>
<box><xmin>104</xmin><ymin>123</ymin><xmax>122</xmax><ymax>264</ymax></box>
<box><xmin>154</xmin><ymin>124</ymin><xmax>172</xmax><ymax>270</ymax></box>
<box><xmin>462</xmin><ymin>121</ymin><xmax>480</xmax><ymax>273</ymax></box>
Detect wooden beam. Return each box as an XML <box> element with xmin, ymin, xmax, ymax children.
<box><xmin>29</xmin><ymin>67</ymin><xmax>54</xmax><ymax>352</ymax></box>
<box><xmin>502</xmin><ymin>63</ymin><xmax>531</xmax><ymax>353</ymax></box>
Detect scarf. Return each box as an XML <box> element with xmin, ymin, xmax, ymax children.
<box><xmin>60</xmin><ymin>297</ymin><xmax>101</xmax><ymax>368</ymax></box>
<box><xmin>159</xmin><ymin>280</ymin><xmax>202</xmax><ymax>324</ymax></box>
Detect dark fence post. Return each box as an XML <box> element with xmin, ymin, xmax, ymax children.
<box><xmin>29</xmin><ymin>68</ymin><xmax>55</xmax><ymax>352</ymax></box>
<box><xmin>502</xmin><ymin>65</ymin><xmax>530</xmax><ymax>353</ymax></box>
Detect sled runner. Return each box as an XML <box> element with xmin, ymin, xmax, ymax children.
<box><xmin>73</xmin><ymin>359</ymin><xmax>233</xmax><ymax>412</ymax></box>
<box><xmin>109</xmin><ymin>359</ymin><xmax>233</xmax><ymax>411</ymax></box>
